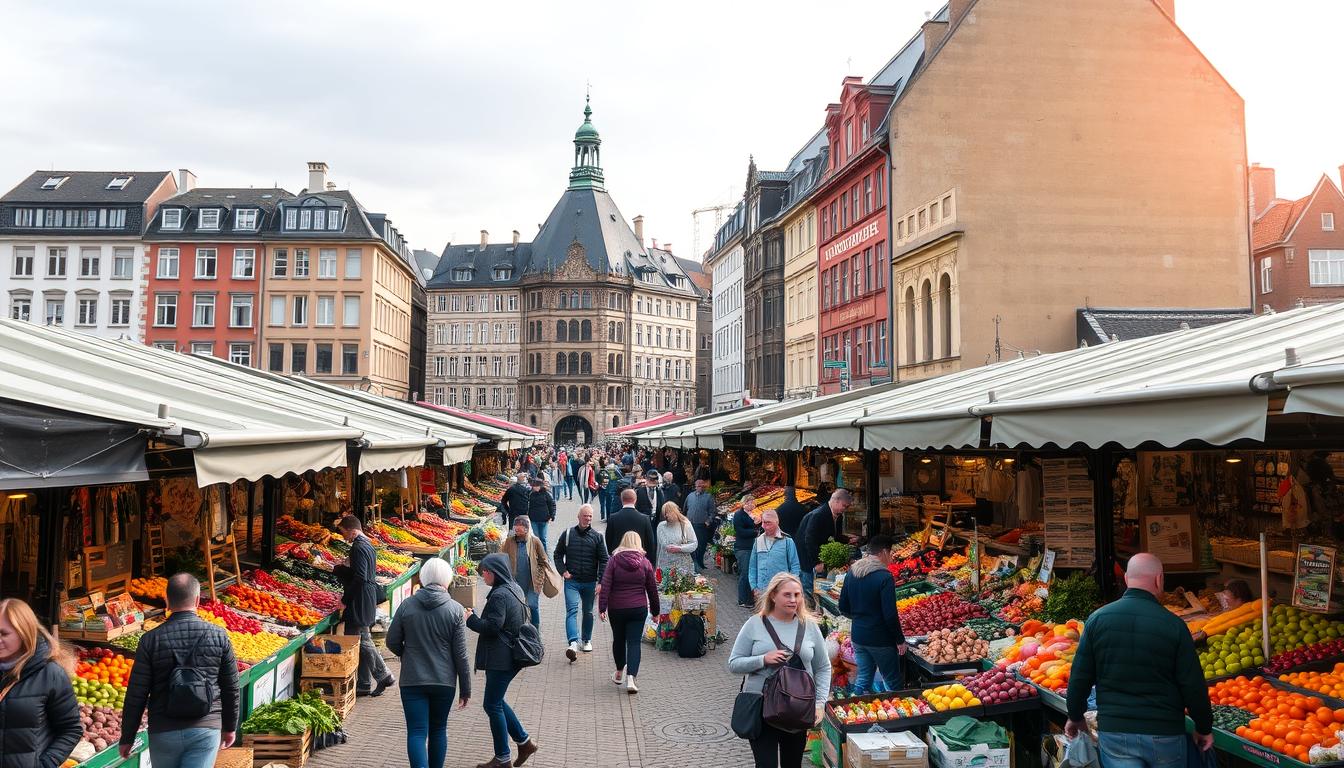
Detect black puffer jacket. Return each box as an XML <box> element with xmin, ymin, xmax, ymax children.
<box><xmin>553</xmin><ymin>524</ymin><xmax>609</xmax><ymax>583</ymax></box>
<box><xmin>526</xmin><ymin>487</ymin><xmax>556</xmax><ymax>523</ymax></box>
<box><xmin>120</xmin><ymin>612</ymin><xmax>239</xmax><ymax>743</ymax></box>
<box><xmin>465</xmin><ymin>554</ymin><xmax>528</xmax><ymax>672</ymax></box>
<box><xmin>0</xmin><ymin>639</ymin><xmax>81</xmax><ymax>768</ymax></box>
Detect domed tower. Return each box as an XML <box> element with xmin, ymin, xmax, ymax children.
<box><xmin>568</xmin><ymin>97</ymin><xmax>604</xmax><ymax>192</ymax></box>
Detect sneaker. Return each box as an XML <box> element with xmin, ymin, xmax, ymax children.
<box><xmin>566</xmin><ymin>641</ymin><xmax>579</xmax><ymax>662</ymax></box>
<box><xmin>581</xmin><ymin>641</ymin><xmax>593</xmax><ymax>653</ymax></box>
<box><xmin>515</xmin><ymin>739</ymin><xmax>539</xmax><ymax>767</ymax></box>
<box><xmin>611</xmin><ymin>668</ymin><xmax>624</xmax><ymax>685</ymax></box>
<box><xmin>626</xmin><ymin>674</ymin><xmax>638</xmax><ymax>694</ymax></box>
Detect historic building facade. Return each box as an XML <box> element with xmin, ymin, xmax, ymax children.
<box><xmin>708</xmin><ymin>206</ymin><xmax>745</xmax><ymax>411</ymax></box>
<box><xmin>675</xmin><ymin>255</ymin><xmax>714</xmax><ymax>412</ymax></box>
<box><xmin>741</xmin><ymin>159</ymin><xmax>789</xmax><ymax>403</ymax></box>
<box><xmin>1250</xmin><ymin>165</ymin><xmax>1344</xmax><ymax>313</ymax></box>
<box><xmin>780</xmin><ymin>134</ymin><xmax>827</xmax><ymax>400</ymax></box>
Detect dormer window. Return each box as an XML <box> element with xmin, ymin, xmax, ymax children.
<box><xmin>493</xmin><ymin>267</ymin><xmax>512</xmax><ymax>281</ymax></box>
<box><xmin>198</xmin><ymin>208</ymin><xmax>221</xmax><ymax>230</ymax></box>
<box><xmin>161</xmin><ymin>208</ymin><xmax>183</xmax><ymax>230</ymax></box>
<box><xmin>40</xmin><ymin>176</ymin><xmax>68</xmax><ymax>190</ymax></box>
<box><xmin>328</xmin><ymin>210</ymin><xmax>341</xmax><ymax>230</ymax></box>
<box><xmin>234</xmin><ymin>209</ymin><xmax>258</xmax><ymax>230</ymax></box>
<box><xmin>106</xmin><ymin>176</ymin><xmax>133</xmax><ymax>190</ymax></box>
<box><xmin>313</xmin><ymin>209</ymin><xmax>326</xmax><ymax>230</ymax></box>
<box><xmin>285</xmin><ymin>209</ymin><xmax>297</xmax><ymax>229</ymax></box>
<box><xmin>453</xmin><ymin>267</ymin><xmax>473</xmax><ymax>282</ymax></box>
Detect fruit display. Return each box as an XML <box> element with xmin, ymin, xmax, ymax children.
<box><xmin>1280</xmin><ymin>663</ymin><xmax>1344</xmax><ymax>701</ymax></box>
<box><xmin>1264</xmin><ymin>639</ymin><xmax>1344</xmax><ymax>675</ymax></box>
<box><xmin>914</xmin><ymin>628</ymin><xmax>991</xmax><ymax>665</ymax></box>
<box><xmin>74</xmin><ymin>648</ymin><xmax>131</xmax><ymax>702</ymax></box>
<box><xmin>110</xmin><ymin>631</ymin><xmax>144</xmax><ymax>653</ymax></box>
<box><xmin>199</xmin><ymin>599</ymin><xmax>266</xmax><ymax>634</ymax></box>
<box><xmin>965</xmin><ymin>618</ymin><xmax>1017</xmax><ymax>641</ymax></box>
<box><xmin>1188</xmin><ymin>600</ymin><xmax>1264</xmax><ymax>638</ymax></box>
<box><xmin>1269</xmin><ymin>604</ymin><xmax>1344</xmax><ymax>655</ymax></box>
<box><xmin>829</xmin><ymin>696</ymin><xmax>934</xmax><ymax>725</ymax></box>
<box><xmin>128</xmin><ymin>576</ymin><xmax>167</xmax><ymax>602</ymax></box>
<box><xmin>1209</xmin><ymin>676</ymin><xmax>1344</xmax><ymax>762</ymax></box>
<box><xmin>994</xmin><ymin>593</ymin><xmax>1046</xmax><ymax>625</ymax></box>
<box><xmin>923</xmin><ymin>683</ymin><xmax>980</xmax><ymax>712</ymax></box>
<box><xmin>244</xmin><ymin>569</ymin><xmax>341</xmax><ymax>613</ymax></box>
<box><xmin>222</xmin><ymin>583</ymin><xmax>324</xmax><ymax>627</ymax></box>
<box><xmin>897</xmin><ymin>592</ymin><xmax>932</xmax><ymax>611</ymax></box>
<box><xmin>1199</xmin><ymin>619</ymin><xmax>1266</xmax><ymax>679</ymax></box>
<box><xmin>463</xmin><ymin>477</ymin><xmax>506</xmax><ymax>503</ymax></box>
<box><xmin>888</xmin><ymin>551</ymin><xmax>943</xmax><ymax>584</ymax></box>
<box><xmin>368</xmin><ymin>520</ymin><xmax>431</xmax><ymax>548</ymax></box>
<box><xmin>994</xmin><ymin>620</ymin><xmax>1083</xmax><ymax>694</ymax></box>
<box><xmin>961</xmin><ymin>667</ymin><xmax>1039</xmax><ymax>706</ymax></box>
<box><xmin>449</xmin><ymin>493</ymin><xmax>496</xmax><ymax>519</ymax></box>
<box><xmin>276</xmin><ymin>515</ymin><xmax>334</xmax><ymax>545</ymax></box>
<box><xmin>227</xmin><ymin>629</ymin><xmax>289</xmax><ymax>664</ymax></box>
<box><xmin>899</xmin><ymin>592</ymin><xmax>988</xmax><ymax>634</ymax></box>
<box><xmin>721</xmin><ymin>485</ymin><xmax>817</xmax><ymax>516</ymax></box>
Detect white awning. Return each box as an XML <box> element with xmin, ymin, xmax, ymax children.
<box><xmin>1275</xmin><ymin>360</ymin><xmax>1344</xmax><ymax>419</ymax></box>
<box><xmin>195</xmin><ymin>439</ymin><xmax>350</xmax><ymax>486</ymax></box>
<box><xmin>359</xmin><ymin>444</ymin><xmax>430</xmax><ymax>474</ymax></box>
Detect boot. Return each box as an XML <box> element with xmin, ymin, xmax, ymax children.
<box><xmin>515</xmin><ymin>739</ymin><xmax>539</xmax><ymax>766</ymax></box>
<box><xmin>475</xmin><ymin>759</ymin><xmax>512</xmax><ymax>768</ymax></box>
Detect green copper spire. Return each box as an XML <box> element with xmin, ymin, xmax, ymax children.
<box><xmin>569</xmin><ymin>94</ymin><xmax>604</xmax><ymax>191</ymax></box>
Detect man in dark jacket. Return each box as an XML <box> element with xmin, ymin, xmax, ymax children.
<box><xmin>554</xmin><ymin>503</ymin><xmax>610</xmax><ymax>661</ymax></box>
<box><xmin>634</xmin><ymin>472</ymin><xmax>658</xmax><ymax>518</ymax></box>
<box><xmin>119</xmin><ymin>574</ymin><xmax>240</xmax><ymax>766</ymax></box>
<box><xmin>838</xmin><ymin>535</ymin><xmax>906</xmax><ymax>694</ymax></box>
<box><xmin>2</xmin><ymin>626</ymin><xmax>81</xmax><ymax>768</ymax></box>
<box><xmin>731</xmin><ymin>496</ymin><xmax>761</xmax><ymax>607</ymax></box>
<box><xmin>498</xmin><ymin>473</ymin><xmax>531</xmax><ymax>526</ymax></box>
<box><xmin>606</xmin><ymin>489</ymin><xmax>656</xmax><ymax>568</ymax></box>
<box><xmin>1066</xmin><ymin>553</ymin><xmax>1214</xmax><ymax>764</ymax></box>
<box><xmin>338</xmin><ymin>515</ymin><xmax>394</xmax><ymax>697</ymax></box>
<box><xmin>798</xmin><ymin>488</ymin><xmax>854</xmax><ymax>602</ymax></box>
<box><xmin>464</xmin><ymin>554</ymin><xmax>538</xmax><ymax>768</ymax></box>
<box><xmin>775</xmin><ymin>486</ymin><xmax>809</xmax><ymax>538</ymax></box>
<box><xmin>525</xmin><ymin>476</ymin><xmax>557</xmax><ymax>551</ymax></box>
<box><xmin>683</xmin><ymin>478</ymin><xmax>717</xmax><ymax>574</ymax></box>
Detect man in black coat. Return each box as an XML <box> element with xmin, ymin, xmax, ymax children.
<box><xmin>498</xmin><ymin>473</ymin><xmax>532</xmax><ymax>526</ymax></box>
<box><xmin>798</xmin><ymin>489</ymin><xmax>856</xmax><ymax>603</ymax></box>
<box><xmin>338</xmin><ymin>516</ymin><xmax>395</xmax><ymax>696</ymax></box>
<box><xmin>526</xmin><ymin>476</ymin><xmax>557</xmax><ymax>551</ymax></box>
<box><xmin>775</xmin><ymin>486</ymin><xmax>810</xmax><ymax>539</ymax></box>
<box><xmin>605</xmin><ymin>488</ymin><xmax>657</xmax><ymax>567</ymax></box>
<box><xmin>634</xmin><ymin>472</ymin><xmax>658</xmax><ymax>518</ymax></box>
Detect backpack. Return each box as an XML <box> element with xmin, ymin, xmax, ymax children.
<box><xmin>504</xmin><ymin>591</ymin><xmax>544</xmax><ymax>668</ymax></box>
<box><xmin>675</xmin><ymin>614</ymin><xmax>707</xmax><ymax>658</ymax></box>
<box><xmin>760</xmin><ymin>618</ymin><xmax>816</xmax><ymax>733</ymax></box>
<box><xmin>167</xmin><ymin>630</ymin><xmax>217</xmax><ymax>719</ymax></box>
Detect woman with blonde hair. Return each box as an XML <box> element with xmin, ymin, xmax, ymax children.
<box><xmin>728</xmin><ymin>573</ymin><xmax>832</xmax><ymax>768</ymax></box>
<box><xmin>655</xmin><ymin>502</ymin><xmax>698</xmax><ymax>577</ymax></box>
<box><xmin>599</xmin><ymin>531</ymin><xmax>659</xmax><ymax>693</ymax></box>
<box><xmin>0</xmin><ymin>598</ymin><xmax>81</xmax><ymax>768</ymax></box>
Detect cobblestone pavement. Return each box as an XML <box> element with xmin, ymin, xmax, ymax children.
<box><xmin>315</xmin><ymin>493</ymin><xmax>757</xmax><ymax>768</ymax></box>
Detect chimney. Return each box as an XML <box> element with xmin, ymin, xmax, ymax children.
<box><xmin>652</xmin><ymin>238</ymin><xmax>659</xmax><ymax>250</ymax></box>
<box><xmin>1249</xmin><ymin>163</ymin><xmax>1277</xmax><ymax>218</ymax></box>
<box><xmin>307</xmin><ymin>162</ymin><xmax>328</xmax><ymax>193</ymax></box>
<box><xmin>633</xmin><ymin>215</ymin><xmax>645</xmax><ymax>246</ymax></box>
<box><xmin>512</xmin><ymin>230</ymin><xmax>520</xmax><ymax>246</ymax></box>
<box><xmin>1338</xmin><ymin>164</ymin><xmax>1344</xmax><ymax>192</ymax></box>
<box><xmin>325</xmin><ymin>181</ymin><xmax>336</xmax><ymax>191</ymax></box>
<box><xmin>480</xmin><ymin>230</ymin><xmax>489</xmax><ymax>248</ymax></box>
<box><xmin>177</xmin><ymin>169</ymin><xmax>197</xmax><ymax>192</ymax></box>
<box><xmin>921</xmin><ymin>18</ymin><xmax>949</xmax><ymax>53</ymax></box>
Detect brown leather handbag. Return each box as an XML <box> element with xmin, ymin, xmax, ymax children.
<box><xmin>761</xmin><ymin>618</ymin><xmax>817</xmax><ymax>733</ymax></box>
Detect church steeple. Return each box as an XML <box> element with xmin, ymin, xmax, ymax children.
<box><xmin>568</xmin><ymin>95</ymin><xmax>605</xmax><ymax>191</ymax></box>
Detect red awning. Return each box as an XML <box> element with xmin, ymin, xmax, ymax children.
<box><xmin>414</xmin><ymin>401</ymin><xmax>546</xmax><ymax>436</ymax></box>
<box><xmin>606</xmin><ymin>411</ymin><xmax>689</xmax><ymax>435</ymax></box>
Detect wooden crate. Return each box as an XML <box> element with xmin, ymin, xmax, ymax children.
<box><xmin>301</xmin><ymin>634</ymin><xmax>360</xmax><ymax>678</ymax></box>
<box><xmin>300</xmin><ymin>672</ymin><xmax>356</xmax><ymax>721</ymax></box>
<box><xmin>242</xmin><ymin>730</ymin><xmax>311</xmax><ymax>768</ymax></box>
<box><xmin>213</xmin><ymin>747</ymin><xmax>254</xmax><ymax>768</ymax></box>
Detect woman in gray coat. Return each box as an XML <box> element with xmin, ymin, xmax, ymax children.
<box><xmin>465</xmin><ymin>553</ymin><xmax>538</xmax><ymax>768</ymax></box>
<box><xmin>387</xmin><ymin>557</ymin><xmax>471</xmax><ymax>768</ymax></box>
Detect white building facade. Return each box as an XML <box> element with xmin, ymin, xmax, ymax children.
<box><xmin>708</xmin><ymin>210</ymin><xmax>746</xmax><ymax>411</ymax></box>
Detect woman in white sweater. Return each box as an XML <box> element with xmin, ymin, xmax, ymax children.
<box><xmin>728</xmin><ymin>572</ymin><xmax>832</xmax><ymax>768</ymax></box>
<box><xmin>655</xmin><ymin>502</ymin><xmax>698</xmax><ymax>577</ymax></box>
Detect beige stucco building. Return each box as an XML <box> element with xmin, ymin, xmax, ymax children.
<box><xmin>887</xmin><ymin>0</ymin><xmax>1251</xmax><ymax>380</ymax></box>
<box><xmin>782</xmin><ymin>140</ymin><xmax>827</xmax><ymax>400</ymax></box>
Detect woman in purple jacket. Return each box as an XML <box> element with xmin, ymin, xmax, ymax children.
<box><xmin>599</xmin><ymin>531</ymin><xmax>660</xmax><ymax>694</ymax></box>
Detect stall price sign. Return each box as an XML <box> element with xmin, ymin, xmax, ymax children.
<box><xmin>273</xmin><ymin>654</ymin><xmax>297</xmax><ymax>702</ymax></box>
<box><xmin>1038</xmin><ymin>549</ymin><xmax>1057</xmax><ymax>584</ymax></box>
<box><xmin>251</xmin><ymin>667</ymin><xmax>277</xmax><ymax>710</ymax></box>
<box><xmin>970</xmin><ymin>538</ymin><xmax>981</xmax><ymax>591</ymax></box>
<box><xmin>1292</xmin><ymin>544</ymin><xmax>1336</xmax><ymax>613</ymax></box>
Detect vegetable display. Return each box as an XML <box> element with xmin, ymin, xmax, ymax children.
<box><xmin>1039</xmin><ymin>571</ymin><xmax>1101</xmax><ymax>623</ymax></box>
<box><xmin>241</xmin><ymin>690</ymin><xmax>342</xmax><ymax>736</ymax></box>
<box><xmin>961</xmin><ymin>667</ymin><xmax>1039</xmax><ymax>706</ymax></box>
<box><xmin>898</xmin><ymin>592</ymin><xmax>987</xmax><ymax>634</ymax></box>
<box><xmin>914</xmin><ymin>628</ymin><xmax>991</xmax><ymax>665</ymax></box>
<box><xmin>818</xmin><ymin>541</ymin><xmax>855</xmax><ymax>571</ymax></box>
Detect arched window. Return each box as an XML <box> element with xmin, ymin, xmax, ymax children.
<box><xmin>582</xmin><ymin>290</ymin><xmax>592</xmax><ymax>309</ymax></box>
<box><xmin>556</xmin><ymin>353</ymin><xmax>567</xmax><ymax>375</ymax></box>
<box><xmin>556</xmin><ymin>320</ymin><xmax>566</xmax><ymax>342</ymax></box>
<box><xmin>904</xmin><ymin>286</ymin><xmax>916</xmax><ymax>364</ymax></box>
<box><xmin>567</xmin><ymin>352</ymin><xmax>579</xmax><ymax>375</ymax></box>
<box><xmin>581</xmin><ymin>353</ymin><xmax>592</xmax><ymax>374</ymax></box>
<box><xmin>617</xmin><ymin>387</ymin><xmax>624</xmax><ymax>405</ymax></box>
<box><xmin>608</xmin><ymin>321</ymin><xmax>615</xmax><ymax>340</ymax></box>
<box><xmin>557</xmin><ymin>387</ymin><xmax>568</xmax><ymax>404</ymax></box>
<box><xmin>568</xmin><ymin>320</ymin><xmax>579</xmax><ymax>340</ymax></box>
<box><xmin>568</xmin><ymin>385</ymin><xmax>578</xmax><ymax>403</ymax></box>
<box><xmin>581</xmin><ymin>320</ymin><xmax>592</xmax><ymax>341</ymax></box>
<box><xmin>616</xmin><ymin>322</ymin><xmax>623</xmax><ymax>342</ymax></box>
<box><xmin>938</xmin><ymin>273</ymin><xmax>952</xmax><ymax>359</ymax></box>
<box><xmin>570</xmin><ymin>290</ymin><xmax>579</xmax><ymax>308</ymax></box>
<box><xmin>530</xmin><ymin>415</ymin><xmax>537</xmax><ymax>425</ymax></box>
<box><xmin>612</xmin><ymin>416</ymin><xmax>620</xmax><ymax>428</ymax></box>
<box><xmin>607</xmin><ymin>353</ymin><xmax>615</xmax><ymax>373</ymax></box>
<box><xmin>921</xmin><ymin>279</ymin><xmax>933</xmax><ymax>362</ymax></box>
<box><xmin>617</xmin><ymin>354</ymin><xmax>624</xmax><ymax>375</ymax></box>
<box><xmin>558</xmin><ymin>292</ymin><xmax>568</xmax><ymax>309</ymax></box>
<box><xmin>580</xmin><ymin>387</ymin><xmax>591</xmax><ymax>405</ymax></box>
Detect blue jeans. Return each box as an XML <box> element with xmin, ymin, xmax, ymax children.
<box><xmin>564</xmin><ymin>476</ymin><xmax>576</xmax><ymax>498</ymax></box>
<box><xmin>1098</xmin><ymin>733</ymin><xmax>1188</xmax><ymax>768</ymax></box>
<box><xmin>401</xmin><ymin>685</ymin><xmax>454</xmax><ymax>768</ymax></box>
<box><xmin>525</xmin><ymin>589</ymin><xmax>541</xmax><ymax>629</ymax></box>
<box><xmin>483</xmin><ymin>668</ymin><xmax>529</xmax><ymax>761</ymax></box>
<box><xmin>853</xmin><ymin>643</ymin><xmax>904</xmax><ymax>695</ymax></box>
<box><xmin>148</xmin><ymin>726</ymin><xmax>220</xmax><ymax>768</ymax></box>
<box><xmin>564</xmin><ymin>579</ymin><xmax>597</xmax><ymax>643</ymax></box>
<box><xmin>532</xmin><ymin>521</ymin><xmax>549</xmax><ymax>552</ymax></box>
<box><xmin>800</xmin><ymin>569</ymin><xmax>816</xmax><ymax>601</ymax></box>
<box><xmin>735</xmin><ymin>549</ymin><xmax>753</xmax><ymax>604</ymax></box>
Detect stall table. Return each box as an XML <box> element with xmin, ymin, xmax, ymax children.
<box><xmin>239</xmin><ymin>613</ymin><xmax>338</xmax><ymax>723</ymax></box>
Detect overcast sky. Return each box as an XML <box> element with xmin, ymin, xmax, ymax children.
<box><xmin>3</xmin><ymin>1</ymin><xmax>1340</xmax><ymax>263</ymax></box>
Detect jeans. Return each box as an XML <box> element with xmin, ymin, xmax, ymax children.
<box><xmin>564</xmin><ymin>579</ymin><xmax>597</xmax><ymax>643</ymax></box>
<box><xmin>564</xmin><ymin>476</ymin><xmax>576</xmax><ymax>499</ymax></box>
<box><xmin>735</xmin><ymin>549</ymin><xmax>753</xmax><ymax>605</ymax></box>
<box><xmin>1098</xmin><ymin>733</ymin><xmax>1189</xmax><ymax>768</ymax></box>
<box><xmin>343</xmin><ymin>621</ymin><xmax>390</xmax><ymax>692</ymax></box>
<box><xmin>800</xmin><ymin>569</ymin><xmax>817</xmax><ymax>605</ymax></box>
<box><xmin>691</xmin><ymin>522</ymin><xmax>710</xmax><ymax>573</ymax></box>
<box><xmin>532</xmin><ymin>521</ymin><xmax>550</xmax><ymax>552</ymax></box>
<box><xmin>749</xmin><ymin>721</ymin><xmax>807</xmax><ymax>768</ymax></box>
<box><xmin>853</xmin><ymin>643</ymin><xmax>904</xmax><ymax>695</ymax></box>
<box><xmin>483</xmin><ymin>668</ymin><xmax>529</xmax><ymax>762</ymax></box>
<box><xmin>524</xmin><ymin>589</ymin><xmax>541</xmax><ymax>629</ymax></box>
<box><xmin>148</xmin><ymin>726</ymin><xmax>220</xmax><ymax>768</ymax></box>
<box><xmin>609</xmin><ymin>606</ymin><xmax>647</xmax><ymax>676</ymax></box>
<box><xmin>401</xmin><ymin>685</ymin><xmax>455</xmax><ymax>768</ymax></box>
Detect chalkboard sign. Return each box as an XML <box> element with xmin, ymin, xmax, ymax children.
<box><xmin>84</xmin><ymin>542</ymin><xmax>132</xmax><ymax>589</ymax></box>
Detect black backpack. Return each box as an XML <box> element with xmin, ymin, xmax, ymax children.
<box><xmin>505</xmin><ymin>591</ymin><xmax>544</xmax><ymax>668</ymax></box>
<box><xmin>676</xmin><ymin>614</ymin><xmax>707</xmax><ymax>658</ymax></box>
<box><xmin>167</xmin><ymin>630</ymin><xmax>217</xmax><ymax>719</ymax></box>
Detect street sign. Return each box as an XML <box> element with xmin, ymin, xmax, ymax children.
<box><xmin>823</xmin><ymin>360</ymin><xmax>848</xmax><ymax>369</ymax></box>
<box><xmin>840</xmin><ymin>372</ymin><xmax>851</xmax><ymax>392</ymax></box>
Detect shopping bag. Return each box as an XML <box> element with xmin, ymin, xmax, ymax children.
<box><xmin>1063</xmin><ymin>733</ymin><xmax>1100</xmax><ymax>768</ymax></box>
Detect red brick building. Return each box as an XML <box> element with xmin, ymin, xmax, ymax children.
<box><xmin>815</xmin><ymin>76</ymin><xmax>893</xmax><ymax>394</ymax></box>
<box><xmin>1251</xmin><ymin>164</ymin><xmax>1344</xmax><ymax>313</ymax></box>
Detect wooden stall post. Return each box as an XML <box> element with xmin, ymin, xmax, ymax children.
<box><xmin>260</xmin><ymin>476</ymin><xmax>278</xmax><ymax>569</ymax></box>
<box><xmin>34</xmin><ymin>488</ymin><xmax>65</xmax><ymax>626</ymax></box>
<box><xmin>1091</xmin><ymin>446</ymin><xmax>1118</xmax><ymax>599</ymax></box>
<box><xmin>864</xmin><ymin>449</ymin><xmax>880</xmax><ymax>539</ymax></box>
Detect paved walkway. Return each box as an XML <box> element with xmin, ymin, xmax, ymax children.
<box><xmin>314</xmin><ymin>493</ymin><xmax>756</xmax><ymax>768</ymax></box>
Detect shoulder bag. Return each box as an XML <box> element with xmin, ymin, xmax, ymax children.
<box><xmin>730</xmin><ymin>676</ymin><xmax>763</xmax><ymax>740</ymax></box>
<box><xmin>760</xmin><ymin>618</ymin><xmax>817</xmax><ymax>733</ymax></box>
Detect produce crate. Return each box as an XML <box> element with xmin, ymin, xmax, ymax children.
<box><xmin>242</xmin><ymin>730</ymin><xmax>312</xmax><ymax>768</ymax></box>
<box><xmin>826</xmin><ymin>689</ymin><xmax>975</xmax><ymax>734</ymax></box>
<box><xmin>300</xmin><ymin>672</ymin><xmax>357</xmax><ymax>720</ymax></box>
<box><xmin>908</xmin><ymin>648</ymin><xmax>985</xmax><ymax>677</ymax></box>
<box><xmin>301</xmin><ymin>634</ymin><xmax>360</xmax><ymax>678</ymax></box>
<box><xmin>213</xmin><ymin>747</ymin><xmax>254</xmax><ymax>768</ymax></box>
<box><xmin>450</xmin><ymin>579</ymin><xmax>478</xmax><ymax>609</ymax></box>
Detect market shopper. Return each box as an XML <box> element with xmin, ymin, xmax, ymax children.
<box><xmin>684</xmin><ymin>478</ymin><xmax>717</xmax><ymax>574</ymax></box>
<box><xmin>546</xmin><ymin>462</ymin><xmax>564</xmax><ymax>506</ymax></box>
<box><xmin>798</xmin><ymin>489</ymin><xmax>855</xmax><ymax>601</ymax></box>
<box><xmin>728</xmin><ymin>572</ymin><xmax>832</xmax><ymax>768</ymax></box>
<box><xmin>577</xmin><ymin>459</ymin><xmax>594</xmax><ymax>505</ymax></box>
<box><xmin>600</xmin><ymin>531</ymin><xmax>661</xmax><ymax>694</ymax></box>
<box><xmin>337</xmin><ymin>515</ymin><xmax>395</xmax><ymax>697</ymax></box>
<box><xmin>655</xmin><ymin>501</ymin><xmax>699</xmax><ymax>576</ymax></box>
<box><xmin>1065</xmin><ymin>553</ymin><xmax>1214</xmax><ymax>765</ymax></box>
<box><xmin>499</xmin><ymin>473</ymin><xmax>532</xmax><ymax>526</ymax></box>
<box><xmin>748</xmin><ymin>510</ymin><xmax>800</xmax><ymax>601</ymax></box>
<box><xmin>661</xmin><ymin>472</ymin><xmax>682</xmax><ymax>514</ymax></box>
<box><xmin>774</xmin><ymin>486</ymin><xmax>809</xmax><ymax>538</ymax></box>
<box><xmin>119</xmin><ymin>574</ymin><xmax>240</xmax><ymax>768</ymax></box>
<box><xmin>386</xmin><ymin>557</ymin><xmax>471</xmax><ymax>768</ymax></box>
<box><xmin>635</xmin><ymin>471</ymin><xmax>659</xmax><ymax>518</ymax></box>
<box><xmin>554</xmin><ymin>504</ymin><xmax>609</xmax><ymax>662</ymax></box>
<box><xmin>837</xmin><ymin>535</ymin><xmax>905</xmax><ymax>694</ymax></box>
<box><xmin>465</xmin><ymin>554</ymin><xmax>540</xmax><ymax>768</ymax></box>
<box><xmin>0</xmin><ymin>598</ymin><xmax>81</xmax><ymax>768</ymax></box>
<box><xmin>733</xmin><ymin>496</ymin><xmax>761</xmax><ymax>607</ymax></box>
<box><xmin>501</xmin><ymin>515</ymin><xmax>548</xmax><ymax>629</ymax></box>
<box><xmin>598</xmin><ymin>458</ymin><xmax>621</xmax><ymax>520</ymax></box>
<box><xmin>606</xmin><ymin>488</ymin><xmax>657</xmax><ymax>567</ymax></box>
<box><xmin>526</xmin><ymin>477</ymin><xmax>556</xmax><ymax>551</ymax></box>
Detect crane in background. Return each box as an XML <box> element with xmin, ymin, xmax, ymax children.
<box><xmin>691</xmin><ymin>203</ymin><xmax>734</xmax><ymax>257</ymax></box>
